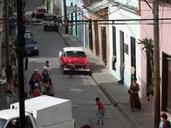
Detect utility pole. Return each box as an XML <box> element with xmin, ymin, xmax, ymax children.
<box><xmin>63</xmin><ymin>0</ymin><xmax>67</xmax><ymax>20</ymax></box>
<box><xmin>16</xmin><ymin>0</ymin><xmax>25</xmax><ymax>128</ymax></box>
<box><xmin>152</xmin><ymin>0</ymin><xmax>160</xmax><ymax>126</ymax></box>
<box><xmin>46</xmin><ymin>0</ymin><xmax>49</xmax><ymax>14</ymax></box>
<box><xmin>4</xmin><ymin>0</ymin><xmax>9</xmax><ymax>67</ymax></box>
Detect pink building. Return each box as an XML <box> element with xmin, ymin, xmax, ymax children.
<box><xmin>140</xmin><ymin>1</ymin><xmax>171</xmax><ymax>114</ymax></box>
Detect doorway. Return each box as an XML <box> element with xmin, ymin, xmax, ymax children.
<box><xmin>101</xmin><ymin>27</ymin><xmax>107</xmax><ymax>65</ymax></box>
<box><xmin>119</xmin><ymin>31</ymin><xmax>125</xmax><ymax>83</ymax></box>
<box><xmin>162</xmin><ymin>53</ymin><xmax>171</xmax><ymax>113</ymax></box>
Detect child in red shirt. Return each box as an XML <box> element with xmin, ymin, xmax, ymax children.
<box><xmin>95</xmin><ymin>97</ymin><xmax>105</xmax><ymax>125</ymax></box>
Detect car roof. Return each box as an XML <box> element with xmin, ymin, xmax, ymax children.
<box><xmin>63</xmin><ymin>47</ymin><xmax>84</xmax><ymax>52</ymax></box>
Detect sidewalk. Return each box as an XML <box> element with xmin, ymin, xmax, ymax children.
<box><xmin>58</xmin><ymin>26</ymin><xmax>154</xmax><ymax>128</ymax></box>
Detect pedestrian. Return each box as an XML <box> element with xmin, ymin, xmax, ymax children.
<box><xmin>95</xmin><ymin>97</ymin><xmax>105</xmax><ymax>125</ymax></box>
<box><xmin>128</xmin><ymin>78</ymin><xmax>141</xmax><ymax>111</ymax></box>
<box><xmin>159</xmin><ymin>112</ymin><xmax>171</xmax><ymax>128</ymax></box>
<box><xmin>68</xmin><ymin>64</ymin><xmax>75</xmax><ymax>79</ymax></box>
<box><xmin>64</xmin><ymin>18</ymin><xmax>69</xmax><ymax>34</ymax></box>
<box><xmin>31</xmin><ymin>11</ymin><xmax>36</xmax><ymax>21</ymax></box>
<box><xmin>29</xmin><ymin>71</ymin><xmax>41</xmax><ymax>96</ymax></box>
<box><xmin>81</xmin><ymin>124</ymin><xmax>92</xmax><ymax>128</ymax></box>
<box><xmin>5</xmin><ymin>65</ymin><xmax>13</xmax><ymax>82</ymax></box>
<box><xmin>44</xmin><ymin>60</ymin><xmax>51</xmax><ymax>76</ymax></box>
<box><xmin>32</xmin><ymin>83</ymin><xmax>41</xmax><ymax>97</ymax></box>
<box><xmin>4</xmin><ymin>79</ymin><xmax>16</xmax><ymax>104</ymax></box>
<box><xmin>31</xmin><ymin>69</ymin><xmax>42</xmax><ymax>83</ymax></box>
<box><xmin>42</xmin><ymin>67</ymin><xmax>51</xmax><ymax>94</ymax></box>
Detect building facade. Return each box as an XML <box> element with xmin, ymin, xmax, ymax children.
<box><xmin>140</xmin><ymin>1</ymin><xmax>171</xmax><ymax>113</ymax></box>
<box><xmin>108</xmin><ymin>0</ymin><xmax>141</xmax><ymax>91</ymax></box>
<box><xmin>54</xmin><ymin>1</ymin><xmax>171</xmax><ymax>105</ymax></box>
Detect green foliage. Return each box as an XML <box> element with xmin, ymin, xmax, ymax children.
<box><xmin>138</xmin><ymin>38</ymin><xmax>154</xmax><ymax>95</ymax></box>
<box><xmin>139</xmin><ymin>38</ymin><xmax>154</xmax><ymax>71</ymax></box>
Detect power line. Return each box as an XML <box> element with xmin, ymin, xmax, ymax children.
<box><xmin>67</xmin><ymin>18</ymin><xmax>171</xmax><ymax>22</ymax></box>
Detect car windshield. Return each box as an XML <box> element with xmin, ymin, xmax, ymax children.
<box><xmin>0</xmin><ymin>118</ymin><xmax>7</xmax><ymax>128</ymax></box>
<box><xmin>66</xmin><ymin>51</ymin><xmax>86</xmax><ymax>57</ymax></box>
<box><xmin>25</xmin><ymin>38</ymin><xmax>34</xmax><ymax>45</ymax></box>
<box><xmin>37</xmin><ymin>9</ymin><xmax>46</xmax><ymax>13</ymax></box>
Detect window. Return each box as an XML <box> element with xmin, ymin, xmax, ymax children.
<box><xmin>0</xmin><ymin>118</ymin><xmax>7</xmax><ymax>128</ymax></box>
<box><xmin>66</xmin><ymin>51</ymin><xmax>86</xmax><ymax>57</ymax></box>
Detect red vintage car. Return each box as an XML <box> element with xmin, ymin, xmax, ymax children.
<box><xmin>35</xmin><ymin>7</ymin><xmax>46</xmax><ymax>18</ymax></box>
<box><xmin>59</xmin><ymin>47</ymin><xmax>91</xmax><ymax>74</ymax></box>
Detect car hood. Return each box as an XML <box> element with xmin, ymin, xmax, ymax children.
<box><xmin>63</xmin><ymin>57</ymin><xmax>89</xmax><ymax>64</ymax></box>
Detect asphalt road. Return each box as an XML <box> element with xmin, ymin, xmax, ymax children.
<box><xmin>17</xmin><ymin>1</ymin><xmax>138</xmax><ymax>128</ymax></box>
<box><xmin>22</xmin><ymin>23</ymin><xmax>137</xmax><ymax>128</ymax></box>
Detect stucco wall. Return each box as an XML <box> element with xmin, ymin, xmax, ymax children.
<box><xmin>108</xmin><ymin>5</ymin><xmax>141</xmax><ymax>91</ymax></box>
<box><xmin>140</xmin><ymin>1</ymin><xmax>171</xmax><ymax>97</ymax></box>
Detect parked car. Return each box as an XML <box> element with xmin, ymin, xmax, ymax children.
<box><xmin>35</xmin><ymin>7</ymin><xmax>46</xmax><ymax>18</ymax></box>
<box><xmin>43</xmin><ymin>14</ymin><xmax>58</xmax><ymax>31</ymax></box>
<box><xmin>24</xmin><ymin>37</ymin><xmax>39</xmax><ymax>56</ymax></box>
<box><xmin>59</xmin><ymin>47</ymin><xmax>91</xmax><ymax>74</ymax></box>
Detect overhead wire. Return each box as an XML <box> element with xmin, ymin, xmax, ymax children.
<box><xmin>1</xmin><ymin>1</ymin><xmax>171</xmax><ymax>27</ymax></box>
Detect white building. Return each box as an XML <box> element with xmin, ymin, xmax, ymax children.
<box><xmin>108</xmin><ymin>0</ymin><xmax>142</xmax><ymax>92</ymax></box>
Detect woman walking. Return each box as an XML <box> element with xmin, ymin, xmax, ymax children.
<box><xmin>128</xmin><ymin>78</ymin><xmax>141</xmax><ymax>111</ymax></box>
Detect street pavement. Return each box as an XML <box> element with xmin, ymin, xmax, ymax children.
<box><xmin>58</xmin><ymin>26</ymin><xmax>154</xmax><ymax>128</ymax></box>
<box><xmin>0</xmin><ymin>24</ymin><xmax>154</xmax><ymax>128</ymax></box>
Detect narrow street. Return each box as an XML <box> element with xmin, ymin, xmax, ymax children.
<box><xmin>0</xmin><ymin>1</ymin><xmax>154</xmax><ymax>128</ymax></box>
<box><xmin>23</xmin><ymin>21</ymin><xmax>138</xmax><ymax>128</ymax></box>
